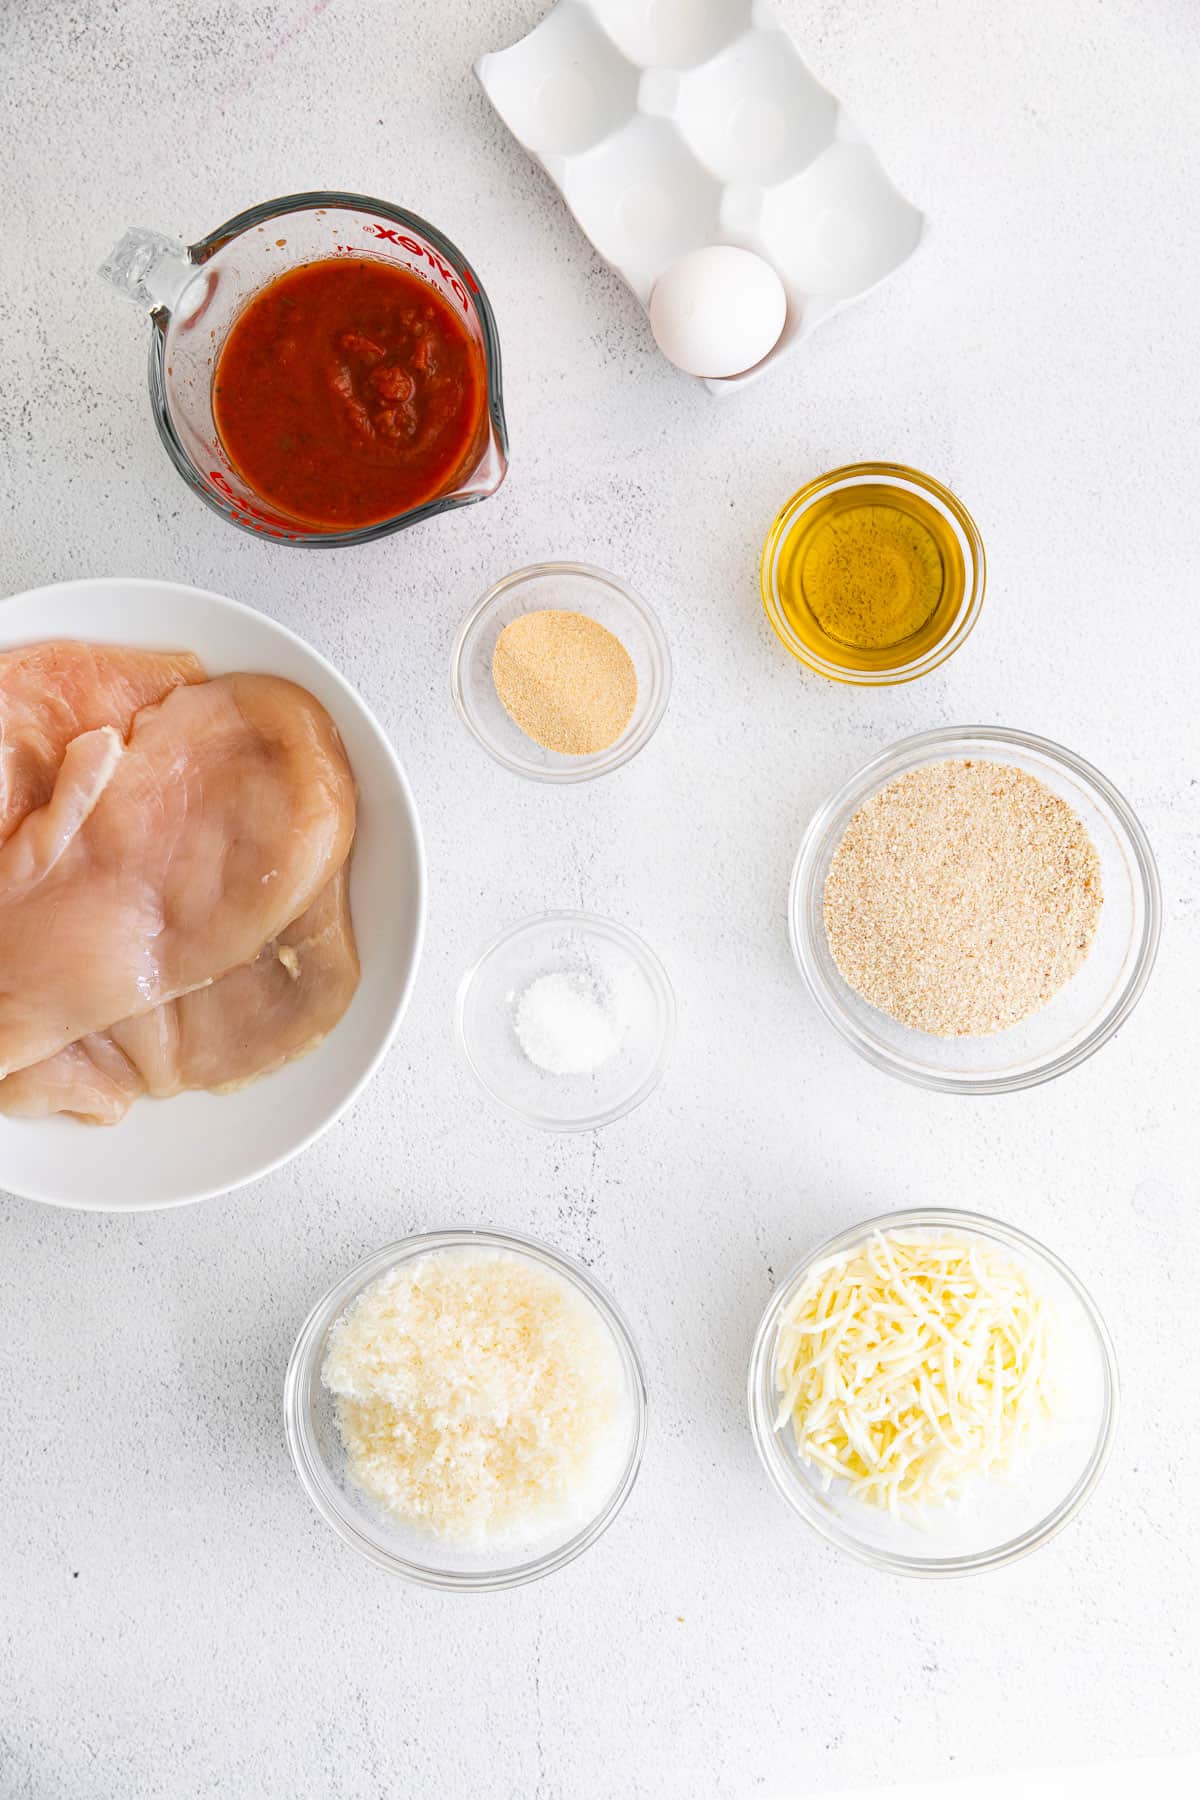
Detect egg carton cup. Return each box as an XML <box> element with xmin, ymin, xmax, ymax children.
<box><xmin>477</xmin><ymin>0</ymin><xmax>924</xmax><ymax>392</ymax></box>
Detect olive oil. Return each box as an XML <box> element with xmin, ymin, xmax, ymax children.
<box><xmin>775</xmin><ymin>482</ymin><xmax>966</xmax><ymax>674</ymax></box>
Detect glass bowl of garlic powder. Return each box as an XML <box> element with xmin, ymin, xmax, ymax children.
<box><xmin>450</xmin><ymin>562</ymin><xmax>671</xmax><ymax>782</ymax></box>
<box><xmin>748</xmin><ymin>1207</ymin><xmax>1118</xmax><ymax>1577</ymax></box>
<box><xmin>285</xmin><ymin>1228</ymin><xmax>647</xmax><ymax>1588</ymax></box>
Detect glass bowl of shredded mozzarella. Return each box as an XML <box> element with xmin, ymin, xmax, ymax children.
<box><xmin>748</xmin><ymin>1208</ymin><xmax>1118</xmax><ymax>1576</ymax></box>
<box><xmin>285</xmin><ymin>1229</ymin><xmax>647</xmax><ymax>1588</ymax></box>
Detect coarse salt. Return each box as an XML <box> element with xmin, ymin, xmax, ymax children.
<box><xmin>513</xmin><ymin>969</ymin><xmax>625</xmax><ymax>1075</ymax></box>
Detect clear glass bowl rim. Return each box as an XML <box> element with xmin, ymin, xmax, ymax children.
<box><xmin>747</xmin><ymin>1205</ymin><xmax>1120</xmax><ymax>1578</ymax></box>
<box><xmin>449</xmin><ymin>561</ymin><xmax>673</xmax><ymax>783</ymax></box>
<box><xmin>148</xmin><ymin>189</ymin><xmax>508</xmax><ymax>548</ymax></box>
<box><xmin>454</xmin><ymin>909</ymin><xmax>677</xmax><ymax>1130</ymax></box>
<box><xmin>759</xmin><ymin>460</ymin><xmax>986</xmax><ymax>686</ymax></box>
<box><xmin>283</xmin><ymin>1226</ymin><xmax>649</xmax><ymax>1590</ymax></box>
<box><xmin>789</xmin><ymin>724</ymin><xmax>1162</xmax><ymax>1093</ymax></box>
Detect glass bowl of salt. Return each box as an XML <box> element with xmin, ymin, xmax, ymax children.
<box><xmin>455</xmin><ymin>911</ymin><xmax>675</xmax><ymax>1129</ymax></box>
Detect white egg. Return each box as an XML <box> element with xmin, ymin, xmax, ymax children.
<box><xmin>648</xmin><ymin>246</ymin><xmax>787</xmax><ymax>379</ymax></box>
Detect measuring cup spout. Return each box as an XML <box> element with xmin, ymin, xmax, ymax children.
<box><xmin>459</xmin><ymin>425</ymin><xmax>507</xmax><ymax>501</ymax></box>
<box><xmin>99</xmin><ymin>228</ymin><xmax>195</xmax><ymax>315</ymax></box>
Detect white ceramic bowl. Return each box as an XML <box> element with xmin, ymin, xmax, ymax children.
<box><xmin>0</xmin><ymin>577</ymin><xmax>425</xmax><ymax>1211</ymax></box>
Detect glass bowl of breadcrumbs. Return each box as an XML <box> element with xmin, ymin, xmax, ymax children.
<box><xmin>790</xmin><ymin>726</ymin><xmax>1161</xmax><ymax>1093</ymax></box>
<box><xmin>451</xmin><ymin>563</ymin><xmax>671</xmax><ymax>783</ymax></box>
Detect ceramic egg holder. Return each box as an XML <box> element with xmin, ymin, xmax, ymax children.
<box><xmin>477</xmin><ymin>0</ymin><xmax>924</xmax><ymax>392</ymax></box>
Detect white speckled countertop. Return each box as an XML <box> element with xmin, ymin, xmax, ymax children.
<box><xmin>1</xmin><ymin>3</ymin><xmax>1197</xmax><ymax>1795</ymax></box>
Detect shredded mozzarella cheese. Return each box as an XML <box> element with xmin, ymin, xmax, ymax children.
<box><xmin>773</xmin><ymin>1231</ymin><xmax>1055</xmax><ymax>1513</ymax></box>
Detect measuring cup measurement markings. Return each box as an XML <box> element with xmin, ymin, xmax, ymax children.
<box><xmin>101</xmin><ymin>192</ymin><xmax>508</xmax><ymax>547</ymax></box>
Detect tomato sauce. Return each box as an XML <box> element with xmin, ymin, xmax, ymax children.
<box><xmin>212</xmin><ymin>256</ymin><xmax>488</xmax><ymax>532</ymax></box>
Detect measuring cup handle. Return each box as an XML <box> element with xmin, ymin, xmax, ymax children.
<box><xmin>99</xmin><ymin>228</ymin><xmax>194</xmax><ymax>313</ymax></box>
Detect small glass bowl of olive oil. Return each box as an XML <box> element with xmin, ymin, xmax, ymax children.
<box><xmin>760</xmin><ymin>463</ymin><xmax>985</xmax><ymax>685</ymax></box>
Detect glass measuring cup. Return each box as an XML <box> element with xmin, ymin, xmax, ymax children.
<box><xmin>100</xmin><ymin>191</ymin><xmax>508</xmax><ymax>546</ymax></box>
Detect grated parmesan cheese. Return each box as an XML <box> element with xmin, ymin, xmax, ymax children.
<box><xmin>322</xmin><ymin>1248</ymin><xmax>628</xmax><ymax>1548</ymax></box>
<box><xmin>773</xmin><ymin>1231</ymin><xmax>1055</xmax><ymax>1514</ymax></box>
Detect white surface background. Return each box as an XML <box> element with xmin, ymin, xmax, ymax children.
<box><xmin>1</xmin><ymin>2</ymin><xmax>1197</xmax><ymax>1796</ymax></box>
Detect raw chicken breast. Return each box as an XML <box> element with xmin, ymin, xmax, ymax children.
<box><xmin>0</xmin><ymin>868</ymin><xmax>359</xmax><ymax>1124</ymax></box>
<box><xmin>0</xmin><ymin>1035</ymin><xmax>145</xmax><ymax>1127</ymax></box>
<box><xmin>0</xmin><ymin>641</ymin><xmax>205</xmax><ymax>842</ymax></box>
<box><xmin>0</xmin><ymin>674</ymin><xmax>356</xmax><ymax>1078</ymax></box>
<box><xmin>112</xmin><ymin>864</ymin><xmax>359</xmax><ymax>1097</ymax></box>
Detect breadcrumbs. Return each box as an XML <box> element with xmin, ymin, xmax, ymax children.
<box><xmin>823</xmin><ymin>759</ymin><xmax>1103</xmax><ymax>1036</ymax></box>
<box><xmin>492</xmin><ymin>609</ymin><xmax>637</xmax><ymax>755</ymax></box>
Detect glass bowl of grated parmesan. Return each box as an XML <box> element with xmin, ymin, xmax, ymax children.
<box><xmin>747</xmin><ymin>1208</ymin><xmax>1118</xmax><ymax>1576</ymax></box>
<box><xmin>789</xmin><ymin>726</ymin><xmax>1161</xmax><ymax>1093</ymax></box>
<box><xmin>285</xmin><ymin>1228</ymin><xmax>647</xmax><ymax>1588</ymax></box>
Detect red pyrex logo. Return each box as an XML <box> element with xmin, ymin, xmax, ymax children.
<box><xmin>362</xmin><ymin>221</ymin><xmax>476</xmax><ymax>310</ymax></box>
